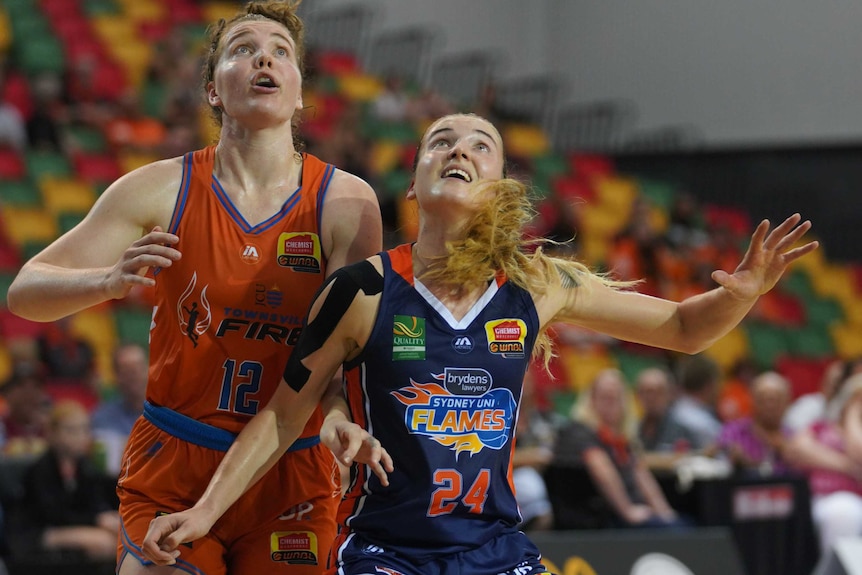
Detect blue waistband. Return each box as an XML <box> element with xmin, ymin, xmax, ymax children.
<box><xmin>143</xmin><ymin>401</ymin><xmax>319</xmax><ymax>453</ymax></box>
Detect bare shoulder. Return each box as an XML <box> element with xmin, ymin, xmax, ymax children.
<box><xmin>98</xmin><ymin>155</ymin><xmax>186</xmax><ymax>230</ymax></box>
<box><xmin>325</xmin><ymin>168</ymin><xmax>378</xmax><ymax>201</ymax></box>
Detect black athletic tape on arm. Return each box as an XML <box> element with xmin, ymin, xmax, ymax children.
<box><xmin>283</xmin><ymin>260</ymin><xmax>383</xmax><ymax>392</ymax></box>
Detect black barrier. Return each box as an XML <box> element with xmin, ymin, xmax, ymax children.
<box><xmin>531</xmin><ymin>527</ymin><xmax>746</xmax><ymax>575</ymax></box>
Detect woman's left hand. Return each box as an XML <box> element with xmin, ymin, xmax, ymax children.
<box><xmin>711</xmin><ymin>213</ymin><xmax>818</xmax><ymax>301</ymax></box>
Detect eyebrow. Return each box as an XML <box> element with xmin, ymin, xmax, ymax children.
<box><xmin>225</xmin><ymin>28</ymin><xmax>295</xmax><ymax>48</ymax></box>
<box><xmin>426</xmin><ymin>127</ymin><xmax>499</xmax><ymax>146</ymax></box>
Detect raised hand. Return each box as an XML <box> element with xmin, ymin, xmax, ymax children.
<box><xmin>711</xmin><ymin>213</ymin><xmax>818</xmax><ymax>301</ymax></box>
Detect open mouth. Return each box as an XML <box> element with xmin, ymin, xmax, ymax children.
<box><xmin>253</xmin><ymin>74</ymin><xmax>278</xmax><ymax>88</ymax></box>
<box><xmin>442</xmin><ymin>168</ymin><xmax>472</xmax><ymax>182</ymax></box>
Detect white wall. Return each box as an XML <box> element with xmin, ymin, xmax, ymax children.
<box><xmin>314</xmin><ymin>0</ymin><xmax>862</xmax><ymax>147</ymax></box>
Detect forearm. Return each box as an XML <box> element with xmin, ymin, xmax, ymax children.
<box><xmin>7</xmin><ymin>263</ymin><xmax>114</xmax><ymax>321</ymax></box>
<box><xmin>585</xmin><ymin>452</ymin><xmax>636</xmax><ymax>517</ymax></box>
<box><xmin>675</xmin><ymin>287</ymin><xmax>757</xmax><ymax>353</ymax></box>
<box><xmin>634</xmin><ymin>464</ymin><xmax>673</xmax><ymax>514</ymax></box>
<box><xmin>193</xmin><ymin>408</ymin><xmax>304</xmax><ymax>522</ymax></box>
<box><xmin>784</xmin><ymin>432</ymin><xmax>852</xmax><ymax>473</ymax></box>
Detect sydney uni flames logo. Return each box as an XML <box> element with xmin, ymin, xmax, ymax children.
<box><xmin>391</xmin><ymin>368</ymin><xmax>515</xmax><ymax>456</ymax></box>
<box><xmin>177</xmin><ymin>272</ymin><xmax>212</xmax><ymax>347</ymax></box>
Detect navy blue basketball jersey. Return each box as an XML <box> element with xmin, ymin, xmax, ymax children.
<box><xmin>338</xmin><ymin>243</ymin><xmax>540</xmax><ymax>560</ymax></box>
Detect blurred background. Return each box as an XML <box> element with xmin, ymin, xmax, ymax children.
<box><xmin>0</xmin><ymin>1</ymin><xmax>861</xmax><ymax>574</ymax></box>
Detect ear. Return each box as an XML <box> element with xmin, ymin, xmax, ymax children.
<box><xmin>206</xmin><ymin>81</ymin><xmax>221</xmax><ymax>108</ymax></box>
<box><xmin>405</xmin><ymin>178</ymin><xmax>416</xmax><ymax>200</ymax></box>
<box><xmin>295</xmin><ymin>92</ymin><xmax>303</xmax><ymax>112</ymax></box>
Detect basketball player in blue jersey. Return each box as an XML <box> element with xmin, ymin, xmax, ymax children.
<box><xmin>141</xmin><ymin>113</ymin><xmax>819</xmax><ymax>574</ymax></box>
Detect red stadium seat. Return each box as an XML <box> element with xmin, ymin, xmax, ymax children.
<box><xmin>73</xmin><ymin>152</ymin><xmax>122</xmax><ymax>184</ymax></box>
<box><xmin>0</xmin><ymin>150</ymin><xmax>25</xmax><ymax>180</ymax></box>
<box><xmin>776</xmin><ymin>356</ymin><xmax>834</xmax><ymax>399</ymax></box>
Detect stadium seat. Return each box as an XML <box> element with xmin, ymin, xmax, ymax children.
<box><xmin>502</xmin><ymin>123</ymin><xmax>549</xmax><ymax>158</ymax></box>
<box><xmin>25</xmin><ymin>150</ymin><xmax>71</xmax><ymax>181</ymax></box>
<box><xmin>113</xmin><ymin>307</ymin><xmax>152</xmax><ymax>348</ymax></box>
<box><xmin>785</xmin><ymin>325</ymin><xmax>835</xmax><ymax>359</ymax></box>
<box><xmin>0</xmin><ymin>180</ymin><xmax>41</xmax><ymax>207</ymax></box>
<box><xmin>776</xmin><ymin>356</ymin><xmax>833</xmax><ymax>399</ymax></box>
<box><xmin>743</xmin><ymin>322</ymin><xmax>791</xmax><ymax>370</ymax></box>
<box><xmin>65</xmin><ymin>124</ymin><xmax>108</xmax><ymax>154</ymax></box>
<box><xmin>558</xmin><ymin>347</ymin><xmax>615</xmax><ymax>393</ymax></box>
<box><xmin>831</xmin><ymin>323</ymin><xmax>862</xmax><ymax>360</ymax></box>
<box><xmin>40</xmin><ymin>177</ymin><xmax>96</xmax><ymax>215</ymax></box>
<box><xmin>611</xmin><ymin>348</ymin><xmax>667</xmax><ymax>383</ymax></box>
<box><xmin>0</xmin><ymin>309</ymin><xmax>46</xmax><ymax>339</ymax></box>
<box><xmin>72</xmin><ymin>152</ymin><xmax>122</xmax><ymax>185</ymax></box>
<box><xmin>568</xmin><ymin>154</ymin><xmax>613</xmax><ymax>179</ymax></box>
<box><xmin>0</xmin><ymin>149</ymin><xmax>25</xmax><ymax>179</ymax></box>
<box><xmin>702</xmin><ymin>327</ymin><xmax>750</xmax><ymax>372</ymax></box>
<box><xmin>1</xmin><ymin>206</ymin><xmax>58</xmax><ymax>247</ymax></box>
<box><xmin>337</xmin><ymin>73</ymin><xmax>384</xmax><ymax>102</ymax></box>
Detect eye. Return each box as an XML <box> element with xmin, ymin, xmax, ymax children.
<box><xmin>430</xmin><ymin>139</ymin><xmax>450</xmax><ymax>149</ymax></box>
<box><xmin>276</xmin><ymin>47</ymin><xmax>288</xmax><ymax>57</ymax></box>
<box><xmin>476</xmin><ymin>142</ymin><xmax>490</xmax><ymax>152</ymax></box>
<box><xmin>235</xmin><ymin>45</ymin><xmax>251</xmax><ymax>55</ymax></box>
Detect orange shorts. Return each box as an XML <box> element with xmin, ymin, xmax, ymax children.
<box><xmin>117</xmin><ymin>416</ymin><xmax>340</xmax><ymax>575</ymax></box>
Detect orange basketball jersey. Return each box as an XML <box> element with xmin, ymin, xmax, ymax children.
<box><xmin>147</xmin><ymin>147</ymin><xmax>334</xmax><ymax>436</ymax></box>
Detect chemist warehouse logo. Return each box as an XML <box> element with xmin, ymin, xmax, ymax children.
<box><xmin>391</xmin><ymin>368</ymin><xmax>516</xmax><ymax>455</ymax></box>
<box><xmin>277</xmin><ymin>232</ymin><xmax>321</xmax><ymax>273</ymax></box>
<box><xmin>485</xmin><ymin>319</ymin><xmax>527</xmax><ymax>358</ymax></box>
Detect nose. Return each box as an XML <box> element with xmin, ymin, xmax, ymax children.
<box><xmin>255</xmin><ymin>51</ymin><xmax>273</xmax><ymax>69</ymax></box>
<box><xmin>448</xmin><ymin>141</ymin><xmax>468</xmax><ymax>159</ymax></box>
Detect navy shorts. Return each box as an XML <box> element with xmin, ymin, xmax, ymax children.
<box><xmin>332</xmin><ymin>529</ymin><xmax>552</xmax><ymax>575</ymax></box>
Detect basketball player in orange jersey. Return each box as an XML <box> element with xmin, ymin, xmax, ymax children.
<box><xmin>6</xmin><ymin>1</ymin><xmax>382</xmax><ymax>574</ymax></box>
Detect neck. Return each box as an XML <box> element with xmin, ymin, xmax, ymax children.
<box><xmin>214</xmin><ymin>126</ymin><xmax>300</xmax><ymax>192</ymax></box>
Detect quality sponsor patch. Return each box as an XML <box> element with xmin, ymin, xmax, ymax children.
<box><xmin>393</xmin><ymin>315</ymin><xmax>425</xmax><ymax>360</ymax></box>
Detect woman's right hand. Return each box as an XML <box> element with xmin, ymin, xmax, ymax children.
<box><xmin>105</xmin><ymin>226</ymin><xmax>180</xmax><ymax>299</ymax></box>
<box><xmin>141</xmin><ymin>508</ymin><xmax>215</xmax><ymax>566</ymax></box>
<box><xmin>623</xmin><ymin>504</ymin><xmax>654</xmax><ymax>525</ymax></box>
<box><xmin>321</xmin><ymin>418</ymin><xmax>394</xmax><ymax>486</ymax></box>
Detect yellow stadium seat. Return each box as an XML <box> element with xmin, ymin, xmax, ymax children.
<box><xmin>841</xmin><ymin>298</ymin><xmax>862</xmax><ymax>325</ymax></box>
<box><xmin>1</xmin><ymin>207</ymin><xmax>58</xmax><ymax>247</ymax></box>
<box><xmin>119</xmin><ymin>151</ymin><xmax>159</xmax><ymax>174</ymax></box>
<box><xmin>810</xmin><ymin>263</ymin><xmax>856</xmax><ymax>303</ymax></box>
<box><xmin>502</xmin><ymin>123</ymin><xmax>549</xmax><ymax>158</ymax></box>
<box><xmin>71</xmin><ymin>307</ymin><xmax>118</xmax><ymax>382</ymax></box>
<box><xmin>831</xmin><ymin>323</ymin><xmax>862</xmax><ymax>360</ymax></box>
<box><xmin>337</xmin><ymin>73</ymin><xmax>384</xmax><ymax>102</ymax></box>
<box><xmin>368</xmin><ymin>141</ymin><xmax>403</xmax><ymax>177</ymax></box>
<box><xmin>202</xmin><ymin>2</ymin><xmax>240</xmax><ymax>24</ymax></box>
<box><xmin>593</xmin><ymin>175</ymin><xmax>639</xmax><ymax>214</ymax></box>
<box><xmin>118</xmin><ymin>0</ymin><xmax>166</xmax><ymax>22</ymax></box>
<box><xmin>0</xmin><ymin>345</ymin><xmax>11</xmax><ymax>383</ymax></box>
<box><xmin>0</xmin><ymin>9</ymin><xmax>11</xmax><ymax>54</ymax></box>
<box><xmin>92</xmin><ymin>15</ymin><xmax>138</xmax><ymax>45</ymax></box>
<box><xmin>397</xmin><ymin>196</ymin><xmax>419</xmax><ymax>243</ymax></box>
<box><xmin>703</xmin><ymin>327</ymin><xmax>750</xmax><ymax>371</ymax></box>
<box><xmin>576</xmin><ymin>235</ymin><xmax>609</xmax><ymax>268</ymax></box>
<box><xmin>40</xmin><ymin>177</ymin><xmax>97</xmax><ymax>215</ymax></box>
<box><xmin>579</xmin><ymin>203</ymin><xmax>629</xmax><ymax>239</ymax></box>
<box><xmin>558</xmin><ymin>347</ymin><xmax>615</xmax><ymax>393</ymax></box>
<box><xmin>107</xmin><ymin>42</ymin><xmax>153</xmax><ymax>89</ymax></box>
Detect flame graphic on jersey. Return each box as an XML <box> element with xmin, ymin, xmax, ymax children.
<box><xmin>392</xmin><ymin>379</ymin><xmax>512</xmax><ymax>456</ymax></box>
<box><xmin>177</xmin><ymin>272</ymin><xmax>212</xmax><ymax>342</ymax></box>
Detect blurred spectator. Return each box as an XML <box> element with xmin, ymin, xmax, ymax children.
<box><xmin>0</xmin><ymin>361</ymin><xmax>51</xmax><ymax>458</ymax></box>
<box><xmin>0</xmin><ymin>69</ymin><xmax>26</xmax><ymax>152</ymax></box>
<box><xmin>717</xmin><ymin>357</ymin><xmax>757</xmax><ymax>423</ymax></box>
<box><xmin>635</xmin><ymin>366</ymin><xmax>698</xmax><ymax>471</ymax></box>
<box><xmin>90</xmin><ymin>343</ymin><xmax>148</xmax><ymax>476</ymax></box>
<box><xmin>711</xmin><ymin>371</ymin><xmax>794</xmax><ymax>476</ymax></box>
<box><xmin>784</xmin><ymin>358</ymin><xmax>862</xmax><ymax>434</ymax></box>
<box><xmin>405</xmin><ymin>86</ymin><xmax>455</xmax><ymax>124</ymax></box>
<box><xmin>784</xmin><ymin>373</ymin><xmax>862</xmax><ymax>557</ymax></box>
<box><xmin>550</xmin><ymin>369</ymin><xmax>688</xmax><ymax>529</ymax></box>
<box><xmin>372</xmin><ymin>74</ymin><xmax>410</xmax><ymax>123</ymax></box>
<box><xmin>5</xmin><ymin>400</ymin><xmax>118</xmax><ymax>563</ymax></box>
<box><xmin>104</xmin><ymin>90</ymin><xmax>167</xmax><ymax>154</ymax></box>
<box><xmin>668</xmin><ymin>354</ymin><xmax>723</xmax><ymax>449</ymax></box>
<box><xmin>36</xmin><ymin>317</ymin><xmax>96</xmax><ymax>387</ymax></box>
<box><xmin>26</xmin><ymin>72</ymin><xmax>66</xmax><ymax>153</ymax></box>
<box><xmin>512</xmin><ymin>370</ymin><xmax>558</xmax><ymax>532</ymax></box>
<box><xmin>607</xmin><ymin>196</ymin><xmax>666</xmax><ymax>296</ymax></box>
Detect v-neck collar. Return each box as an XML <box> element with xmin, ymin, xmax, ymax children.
<box><xmin>414</xmin><ymin>277</ymin><xmax>500</xmax><ymax>330</ymax></box>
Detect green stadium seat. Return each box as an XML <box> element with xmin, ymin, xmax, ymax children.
<box><xmin>57</xmin><ymin>212</ymin><xmax>86</xmax><ymax>234</ymax></box>
<box><xmin>0</xmin><ymin>272</ymin><xmax>15</xmax><ymax>308</ymax></box>
<box><xmin>781</xmin><ymin>269</ymin><xmax>816</xmax><ymax>300</ymax></box>
<box><xmin>530</xmin><ymin>153</ymin><xmax>569</xmax><ymax>183</ymax></box>
<box><xmin>82</xmin><ymin>0</ymin><xmax>120</xmax><ymax>16</ymax></box>
<box><xmin>114</xmin><ymin>307</ymin><xmax>152</xmax><ymax>348</ymax></box>
<box><xmin>611</xmin><ymin>349</ymin><xmax>667</xmax><ymax>383</ymax></box>
<box><xmin>16</xmin><ymin>36</ymin><xmax>65</xmax><ymax>75</ymax></box>
<box><xmin>637</xmin><ymin>179</ymin><xmax>677</xmax><ymax>212</ymax></box>
<box><xmin>0</xmin><ymin>180</ymin><xmax>41</xmax><ymax>207</ymax></box>
<box><xmin>786</xmin><ymin>325</ymin><xmax>835</xmax><ymax>359</ymax></box>
<box><xmin>743</xmin><ymin>322</ymin><xmax>791</xmax><ymax>370</ymax></box>
<box><xmin>25</xmin><ymin>150</ymin><xmax>71</xmax><ymax>181</ymax></box>
<box><xmin>65</xmin><ymin>125</ymin><xmax>107</xmax><ymax>154</ymax></box>
<box><xmin>804</xmin><ymin>297</ymin><xmax>845</xmax><ymax>327</ymax></box>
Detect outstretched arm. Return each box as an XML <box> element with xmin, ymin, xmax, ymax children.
<box><xmin>546</xmin><ymin>214</ymin><xmax>818</xmax><ymax>354</ymax></box>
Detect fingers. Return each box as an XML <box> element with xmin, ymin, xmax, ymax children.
<box><xmin>366</xmin><ymin>445</ymin><xmax>393</xmax><ymax>487</ymax></box>
<box><xmin>141</xmin><ymin>521</ymin><xmax>182</xmax><ymax>565</ymax></box>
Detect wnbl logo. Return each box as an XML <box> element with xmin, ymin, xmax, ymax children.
<box><xmin>452</xmin><ymin>335</ymin><xmax>474</xmax><ymax>354</ymax></box>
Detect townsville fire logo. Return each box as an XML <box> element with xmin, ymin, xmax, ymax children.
<box><xmin>391</xmin><ymin>368</ymin><xmax>516</xmax><ymax>456</ymax></box>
